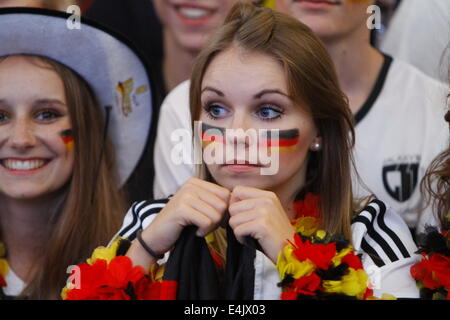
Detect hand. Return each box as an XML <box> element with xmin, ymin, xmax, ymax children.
<box><xmin>142</xmin><ymin>178</ymin><xmax>230</xmax><ymax>254</ymax></box>
<box><xmin>228</xmin><ymin>186</ymin><xmax>295</xmax><ymax>264</ymax></box>
<box><xmin>127</xmin><ymin>178</ymin><xmax>230</xmax><ymax>269</ymax></box>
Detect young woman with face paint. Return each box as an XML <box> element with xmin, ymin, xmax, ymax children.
<box><xmin>64</xmin><ymin>3</ymin><xmax>420</xmax><ymax>300</ymax></box>
<box><xmin>0</xmin><ymin>8</ymin><xmax>153</xmax><ymax>299</ymax></box>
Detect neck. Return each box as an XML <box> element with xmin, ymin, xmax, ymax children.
<box><xmin>323</xmin><ymin>28</ymin><xmax>384</xmax><ymax>115</ymax></box>
<box><xmin>163</xmin><ymin>29</ymin><xmax>199</xmax><ymax>92</ymax></box>
<box><xmin>0</xmin><ymin>193</ymin><xmax>63</xmax><ymax>281</ymax></box>
<box><xmin>272</xmin><ymin>162</ymin><xmax>308</xmax><ymax>220</ymax></box>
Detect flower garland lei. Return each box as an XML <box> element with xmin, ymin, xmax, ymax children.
<box><xmin>410</xmin><ymin>214</ymin><xmax>450</xmax><ymax>300</ymax></box>
<box><xmin>276</xmin><ymin>193</ymin><xmax>385</xmax><ymax>300</ymax></box>
<box><xmin>64</xmin><ymin>193</ymin><xmax>393</xmax><ymax>300</ymax></box>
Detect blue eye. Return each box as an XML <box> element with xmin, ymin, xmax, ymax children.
<box><xmin>0</xmin><ymin>111</ymin><xmax>10</xmax><ymax>123</ymax></box>
<box><xmin>35</xmin><ymin>110</ymin><xmax>62</xmax><ymax>122</ymax></box>
<box><xmin>257</xmin><ymin>106</ymin><xmax>283</xmax><ymax>120</ymax></box>
<box><xmin>205</xmin><ymin>104</ymin><xmax>229</xmax><ymax>119</ymax></box>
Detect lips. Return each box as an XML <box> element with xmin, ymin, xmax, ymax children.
<box><xmin>1</xmin><ymin>158</ymin><xmax>50</xmax><ymax>171</ymax></box>
<box><xmin>174</xmin><ymin>3</ymin><xmax>216</xmax><ymax>21</ymax></box>
<box><xmin>221</xmin><ymin>163</ymin><xmax>262</xmax><ymax>173</ymax></box>
<box><xmin>295</xmin><ymin>0</ymin><xmax>340</xmax><ymax>4</ymax></box>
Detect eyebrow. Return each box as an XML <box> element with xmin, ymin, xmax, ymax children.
<box><xmin>201</xmin><ymin>86</ymin><xmax>224</xmax><ymax>97</ymax></box>
<box><xmin>201</xmin><ymin>87</ymin><xmax>291</xmax><ymax>99</ymax></box>
<box><xmin>254</xmin><ymin>89</ymin><xmax>291</xmax><ymax>99</ymax></box>
<box><xmin>0</xmin><ymin>98</ymin><xmax>66</xmax><ymax>108</ymax></box>
<box><xmin>33</xmin><ymin>99</ymin><xmax>66</xmax><ymax>108</ymax></box>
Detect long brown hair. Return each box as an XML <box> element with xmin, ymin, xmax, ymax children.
<box><xmin>0</xmin><ymin>55</ymin><xmax>125</xmax><ymax>299</ymax></box>
<box><xmin>421</xmin><ymin>109</ymin><xmax>450</xmax><ymax>229</ymax></box>
<box><xmin>189</xmin><ymin>2</ymin><xmax>355</xmax><ymax>240</ymax></box>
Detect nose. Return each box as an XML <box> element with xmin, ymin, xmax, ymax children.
<box><xmin>8</xmin><ymin>119</ymin><xmax>36</xmax><ymax>151</ymax></box>
<box><xmin>225</xmin><ymin>113</ymin><xmax>255</xmax><ymax>147</ymax></box>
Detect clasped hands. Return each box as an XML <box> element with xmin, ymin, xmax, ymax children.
<box><xmin>141</xmin><ymin>178</ymin><xmax>296</xmax><ymax>264</ymax></box>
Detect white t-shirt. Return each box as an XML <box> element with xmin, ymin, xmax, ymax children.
<box><xmin>153</xmin><ymin>56</ymin><xmax>449</xmax><ymax>230</ymax></box>
<box><xmin>353</xmin><ymin>56</ymin><xmax>448</xmax><ymax>230</ymax></box>
<box><xmin>115</xmin><ymin>198</ymin><xmax>420</xmax><ymax>299</ymax></box>
<box><xmin>380</xmin><ymin>0</ymin><xmax>450</xmax><ymax>82</ymax></box>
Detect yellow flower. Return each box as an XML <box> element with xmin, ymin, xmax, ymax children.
<box><xmin>277</xmin><ymin>243</ymin><xmax>315</xmax><ymax>280</ymax></box>
<box><xmin>0</xmin><ymin>258</ymin><xmax>8</xmax><ymax>277</ymax></box>
<box><xmin>322</xmin><ymin>268</ymin><xmax>369</xmax><ymax>299</ymax></box>
<box><xmin>292</xmin><ymin>217</ymin><xmax>319</xmax><ymax>237</ymax></box>
<box><xmin>61</xmin><ymin>286</ymin><xmax>69</xmax><ymax>300</ymax></box>
<box><xmin>366</xmin><ymin>293</ymin><xmax>397</xmax><ymax>300</ymax></box>
<box><xmin>87</xmin><ymin>237</ymin><xmax>121</xmax><ymax>265</ymax></box>
<box><xmin>149</xmin><ymin>263</ymin><xmax>165</xmax><ymax>282</ymax></box>
<box><xmin>331</xmin><ymin>247</ymin><xmax>353</xmax><ymax>267</ymax></box>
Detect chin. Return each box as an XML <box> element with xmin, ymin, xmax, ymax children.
<box><xmin>177</xmin><ymin>33</ymin><xmax>210</xmax><ymax>53</ymax></box>
<box><xmin>215</xmin><ymin>175</ymin><xmax>275</xmax><ymax>191</ymax></box>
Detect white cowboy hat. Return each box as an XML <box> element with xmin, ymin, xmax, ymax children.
<box><xmin>0</xmin><ymin>7</ymin><xmax>154</xmax><ymax>185</ymax></box>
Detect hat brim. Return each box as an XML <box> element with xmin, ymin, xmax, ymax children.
<box><xmin>0</xmin><ymin>7</ymin><xmax>155</xmax><ymax>186</ymax></box>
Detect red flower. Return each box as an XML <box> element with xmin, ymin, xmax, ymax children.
<box><xmin>66</xmin><ymin>256</ymin><xmax>147</xmax><ymax>300</ymax></box>
<box><xmin>293</xmin><ymin>193</ymin><xmax>320</xmax><ymax>219</ymax></box>
<box><xmin>134</xmin><ymin>279</ymin><xmax>178</xmax><ymax>300</ymax></box>
<box><xmin>411</xmin><ymin>254</ymin><xmax>450</xmax><ymax>290</ymax></box>
<box><xmin>363</xmin><ymin>287</ymin><xmax>374</xmax><ymax>300</ymax></box>
<box><xmin>293</xmin><ymin>273</ymin><xmax>322</xmax><ymax>296</ymax></box>
<box><xmin>342</xmin><ymin>252</ymin><xmax>364</xmax><ymax>270</ymax></box>
<box><xmin>0</xmin><ymin>275</ymin><xmax>5</xmax><ymax>288</ymax></box>
<box><xmin>281</xmin><ymin>288</ymin><xmax>298</xmax><ymax>300</ymax></box>
<box><xmin>292</xmin><ymin>234</ymin><xmax>336</xmax><ymax>269</ymax></box>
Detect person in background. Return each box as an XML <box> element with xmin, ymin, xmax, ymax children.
<box><xmin>381</xmin><ymin>0</ymin><xmax>450</xmax><ymax>83</ymax></box>
<box><xmin>411</xmin><ymin>108</ymin><xmax>449</xmax><ymax>300</ymax></box>
<box><xmin>87</xmin><ymin>0</ymin><xmax>270</xmax><ymax>204</ymax></box>
<box><xmin>0</xmin><ymin>7</ymin><xmax>153</xmax><ymax>299</ymax></box>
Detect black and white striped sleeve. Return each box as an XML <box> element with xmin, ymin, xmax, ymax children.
<box><xmin>351</xmin><ymin>199</ymin><xmax>420</xmax><ymax>298</ymax></box>
<box><xmin>109</xmin><ymin>198</ymin><xmax>170</xmax><ymax>244</ymax></box>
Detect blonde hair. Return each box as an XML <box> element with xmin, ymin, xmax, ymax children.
<box><xmin>190</xmin><ymin>2</ymin><xmax>356</xmax><ymax>241</ymax></box>
<box><xmin>0</xmin><ymin>55</ymin><xmax>125</xmax><ymax>299</ymax></box>
<box><xmin>421</xmin><ymin>110</ymin><xmax>450</xmax><ymax>230</ymax></box>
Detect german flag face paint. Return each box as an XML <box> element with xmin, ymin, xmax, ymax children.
<box><xmin>60</xmin><ymin>129</ymin><xmax>74</xmax><ymax>152</ymax></box>
<box><xmin>201</xmin><ymin>123</ymin><xmax>300</xmax><ymax>153</ymax></box>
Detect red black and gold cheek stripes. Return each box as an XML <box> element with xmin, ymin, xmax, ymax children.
<box><xmin>60</xmin><ymin>129</ymin><xmax>74</xmax><ymax>152</ymax></box>
<box><xmin>201</xmin><ymin>123</ymin><xmax>300</xmax><ymax>153</ymax></box>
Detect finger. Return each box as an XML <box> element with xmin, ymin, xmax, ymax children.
<box><xmin>187</xmin><ymin>178</ymin><xmax>230</xmax><ymax>202</ymax></box>
<box><xmin>232</xmin><ymin>219</ymin><xmax>259</xmax><ymax>245</ymax></box>
<box><xmin>189</xmin><ymin>196</ymin><xmax>223</xmax><ymax>227</ymax></box>
<box><xmin>228</xmin><ymin>209</ymin><xmax>261</xmax><ymax>230</ymax></box>
<box><xmin>228</xmin><ymin>199</ymin><xmax>258</xmax><ymax>216</ymax></box>
<box><xmin>230</xmin><ymin>185</ymin><xmax>275</xmax><ymax>204</ymax></box>
<box><xmin>179</xmin><ymin>204</ymin><xmax>216</xmax><ymax>237</ymax></box>
<box><xmin>181</xmin><ymin>182</ymin><xmax>228</xmax><ymax>214</ymax></box>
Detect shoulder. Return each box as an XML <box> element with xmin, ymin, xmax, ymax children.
<box><xmin>351</xmin><ymin>199</ymin><xmax>418</xmax><ymax>268</ymax></box>
<box><xmin>156</xmin><ymin>80</ymin><xmax>192</xmax><ymax>136</ymax></box>
<box><xmin>389</xmin><ymin>58</ymin><xmax>448</xmax><ymax>95</ymax></box>
<box><xmin>160</xmin><ymin>80</ymin><xmax>191</xmax><ymax>111</ymax></box>
<box><xmin>114</xmin><ymin>198</ymin><xmax>170</xmax><ymax>241</ymax></box>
